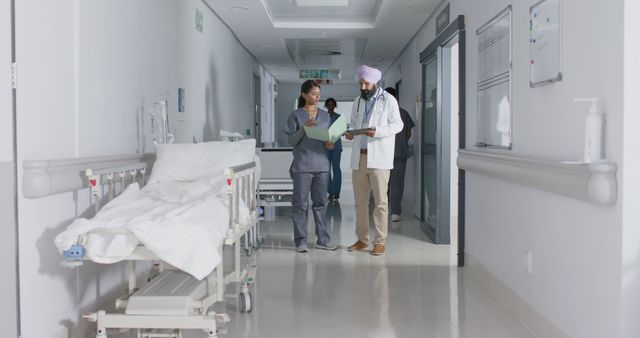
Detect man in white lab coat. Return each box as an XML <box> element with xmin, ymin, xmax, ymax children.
<box><xmin>345</xmin><ymin>65</ymin><xmax>403</xmax><ymax>256</ymax></box>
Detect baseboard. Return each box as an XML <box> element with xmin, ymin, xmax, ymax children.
<box><xmin>466</xmin><ymin>254</ymin><xmax>571</xmax><ymax>338</ymax></box>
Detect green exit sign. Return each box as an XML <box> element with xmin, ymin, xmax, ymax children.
<box><xmin>299</xmin><ymin>69</ymin><xmax>329</xmax><ymax>79</ymax></box>
<box><xmin>299</xmin><ymin>68</ymin><xmax>341</xmax><ymax>79</ymax></box>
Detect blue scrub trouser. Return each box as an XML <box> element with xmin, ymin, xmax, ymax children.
<box><xmin>291</xmin><ymin>171</ymin><xmax>331</xmax><ymax>247</ymax></box>
<box><xmin>327</xmin><ymin>150</ymin><xmax>342</xmax><ymax>196</ymax></box>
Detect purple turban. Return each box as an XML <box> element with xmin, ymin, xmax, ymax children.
<box><xmin>356</xmin><ymin>65</ymin><xmax>382</xmax><ymax>84</ymax></box>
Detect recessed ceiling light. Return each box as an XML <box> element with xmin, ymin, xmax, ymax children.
<box><xmin>295</xmin><ymin>0</ymin><xmax>349</xmax><ymax>7</ymax></box>
<box><xmin>229</xmin><ymin>6</ymin><xmax>248</xmax><ymax>10</ymax></box>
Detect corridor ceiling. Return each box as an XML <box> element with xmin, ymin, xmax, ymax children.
<box><xmin>205</xmin><ymin>0</ymin><xmax>441</xmax><ymax>84</ymax></box>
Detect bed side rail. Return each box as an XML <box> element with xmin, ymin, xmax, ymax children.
<box><xmin>61</xmin><ymin>162</ymin><xmax>147</xmax><ymax>264</ymax></box>
<box><xmin>224</xmin><ymin>161</ymin><xmax>258</xmax><ymax>231</ymax></box>
<box><xmin>85</xmin><ymin>162</ymin><xmax>148</xmax><ymax>213</ymax></box>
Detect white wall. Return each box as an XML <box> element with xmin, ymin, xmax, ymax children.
<box><xmin>453</xmin><ymin>1</ymin><xmax>623</xmax><ymax>337</ymax></box>
<box><xmin>0</xmin><ymin>0</ymin><xmax>12</xmax><ymax>162</ymax></box>
<box><xmin>176</xmin><ymin>0</ymin><xmax>276</xmax><ymax>144</ymax></box>
<box><xmin>14</xmin><ymin>1</ymin><xmax>274</xmax><ymax>337</ymax></box>
<box><xmin>0</xmin><ymin>0</ymin><xmax>18</xmax><ymax>337</ymax></box>
<box><xmin>15</xmin><ymin>1</ymin><xmax>179</xmax><ymax>337</ymax></box>
<box><xmin>275</xmin><ymin>82</ymin><xmax>301</xmax><ymax>147</ymax></box>
<box><xmin>386</xmin><ymin>0</ymin><xmax>627</xmax><ymax>337</ymax></box>
<box><xmin>622</xmin><ymin>0</ymin><xmax>640</xmax><ymax>336</ymax></box>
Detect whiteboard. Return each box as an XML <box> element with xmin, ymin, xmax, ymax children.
<box><xmin>476</xmin><ymin>6</ymin><xmax>512</xmax><ymax>149</ymax></box>
<box><xmin>530</xmin><ymin>0</ymin><xmax>562</xmax><ymax>87</ymax></box>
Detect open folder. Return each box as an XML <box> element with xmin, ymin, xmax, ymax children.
<box><xmin>304</xmin><ymin>115</ymin><xmax>347</xmax><ymax>143</ymax></box>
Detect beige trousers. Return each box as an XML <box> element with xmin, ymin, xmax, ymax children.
<box><xmin>352</xmin><ymin>154</ymin><xmax>390</xmax><ymax>245</ymax></box>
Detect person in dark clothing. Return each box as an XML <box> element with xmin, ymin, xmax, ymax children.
<box><xmin>325</xmin><ymin>98</ymin><xmax>343</xmax><ymax>201</ymax></box>
<box><xmin>384</xmin><ymin>87</ymin><xmax>415</xmax><ymax>222</ymax></box>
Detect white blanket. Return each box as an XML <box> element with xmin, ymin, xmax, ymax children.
<box><xmin>55</xmin><ymin>177</ymin><xmax>250</xmax><ymax>280</ymax></box>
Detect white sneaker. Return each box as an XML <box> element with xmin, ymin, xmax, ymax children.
<box><xmin>391</xmin><ymin>214</ymin><xmax>402</xmax><ymax>222</ymax></box>
<box><xmin>296</xmin><ymin>244</ymin><xmax>309</xmax><ymax>253</ymax></box>
<box><xmin>316</xmin><ymin>243</ymin><xmax>338</xmax><ymax>251</ymax></box>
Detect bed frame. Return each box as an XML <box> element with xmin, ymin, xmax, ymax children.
<box><xmin>256</xmin><ymin>148</ymin><xmax>294</xmax><ymax>209</ymax></box>
<box><xmin>62</xmin><ymin>161</ymin><xmax>260</xmax><ymax>338</ymax></box>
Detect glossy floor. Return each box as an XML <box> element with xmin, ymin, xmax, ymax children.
<box><xmin>182</xmin><ymin>186</ymin><xmax>535</xmax><ymax>338</ymax></box>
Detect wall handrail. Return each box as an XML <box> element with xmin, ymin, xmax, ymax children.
<box><xmin>23</xmin><ymin>153</ymin><xmax>154</xmax><ymax>198</ymax></box>
<box><xmin>457</xmin><ymin>149</ymin><xmax>617</xmax><ymax>205</ymax></box>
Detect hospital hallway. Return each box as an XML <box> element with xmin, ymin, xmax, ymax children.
<box><xmin>186</xmin><ymin>184</ymin><xmax>535</xmax><ymax>338</ymax></box>
<box><xmin>4</xmin><ymin>1</ymin><xmax>640</xmax><ymax>338</ymax></box>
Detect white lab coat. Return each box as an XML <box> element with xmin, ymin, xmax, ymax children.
<box><xmin>349</xmin><ymin>90</ymin><xmax>404</xmax><ymax>170</ymax></box>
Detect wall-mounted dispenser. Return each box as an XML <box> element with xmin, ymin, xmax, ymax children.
<box><xmin>574</xmin><ymin>98</ymin><xmax>604</xmax><ymax>163</ymax></box>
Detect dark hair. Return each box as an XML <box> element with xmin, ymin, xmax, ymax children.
<box><xmin>324</xmin><ymin>97</ymin><xmax>337</xmax><ymax>108</ymax></box>
<box><xmin>384</xmin><ymin>87</ymin><xmax>398</xmax><ymax>99</ymax></box>
<box><xmin>298</xmin><ymin>80</ymin><xmax>321</xmax><ymax>108</ymax></box>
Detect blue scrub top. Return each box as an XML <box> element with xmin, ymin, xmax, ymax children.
<box><xmin>284</xmin><ymin>108</ymin><xmax>331</xmax><ymax>173</ymax></box>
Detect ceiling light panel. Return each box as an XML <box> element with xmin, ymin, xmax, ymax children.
<box><xmin>264</xmin><ymin>0</ymin><xmax>381</xmax><ymax>24</ymax></box>
<box><xmin>295</xmin><ymin>0</ymin><xmax>349</xmax><ymax>6</ymax></box>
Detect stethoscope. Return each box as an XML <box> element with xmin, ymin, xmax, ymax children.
<box><xmin>356</xmin><ymin>89</ymin><xmax>387</xmax><ymax>122</ymax></box>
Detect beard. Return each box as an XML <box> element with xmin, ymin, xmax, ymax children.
<box><xmin>360</xmin><ymin>85</ymin><xmax>377</xmax><ymax>100</ymax></box>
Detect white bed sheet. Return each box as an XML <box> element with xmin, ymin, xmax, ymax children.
<box><xmin>55</xmin><ymin>177</ymin><xmax>250</xmax><ymax>280</ymax></box>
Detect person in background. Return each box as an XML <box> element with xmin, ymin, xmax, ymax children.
<box><xmin>345</xmin><ymin>65</ymin><xmax>403</xmax><ymax>256</ymax></box>
<box><xmin>384</xmin><ymin>87</ymin><xmax>415</xmax><ymax>222</ymax></box>
<box><xmin>325</xmin><ymin>97</ymin><xmax>343</xmax><ymax>202</ymax></box>
<box><xmin>283</xmin><ymin>80</ymin><xmax>338</xmax><ymax>253</ymax></box>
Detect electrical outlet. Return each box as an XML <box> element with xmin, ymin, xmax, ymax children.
<box><xmin>523</xmin><ymin>251</ymin><xmax>533</xmax><ymax>274</ymax></box>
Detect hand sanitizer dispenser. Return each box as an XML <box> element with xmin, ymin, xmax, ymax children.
<box><xmin>574</xmin><ymin>98</ymin><xmax>603</xmax><ymax>163</ymax></box>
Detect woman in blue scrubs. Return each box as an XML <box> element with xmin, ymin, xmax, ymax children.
<box><xmin>284</xmin><ymin>80</ymin><xmax>338</xmax><ymax>252</ymax></box>
<box><xmin>325</xmin><ymin>98</ymin><xmax>343</xmax><ymax>201</ymax></box>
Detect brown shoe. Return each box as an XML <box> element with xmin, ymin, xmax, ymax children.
<box><xmin>347</xmin><ymin>240</ymin><xmax>368</xmax><ymax>251</ymax></box>
<box><xmin>371</xmin><ymin>244</ymin><xmax>385</xmax><ymax>256</ymax></box>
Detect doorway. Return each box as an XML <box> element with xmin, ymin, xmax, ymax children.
<box><xmin>419</xmin><ymin>16</ymin><xmax>466</xmax><ymax>266</ymax></box>
<box><xmin>253</xmin><ymin>73</ymin><xmax>261</xmax><ymax>143</ymax></box>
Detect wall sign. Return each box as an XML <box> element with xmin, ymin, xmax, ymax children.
<box><xmin>178</xmin><ymin>88</ymin><xmax>185</xmax><ymax>113</ymax></box>
<box><xmin>195</xmin><ymin>9</ymin><xmax>203</xmax><ymax>33</ymax></box>
<box><xmin>298</xmin><ymin>68</ymin><xmax>341</xmax><ymax>79</ymax></box>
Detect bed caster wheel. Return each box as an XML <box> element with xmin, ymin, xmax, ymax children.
<box><xmin>239</xmin><ymin>291</ymin><xmax>252</xmax><ymax>313</ymax></box>
<box><xmin>96</xmin><ymin>328</ymin><xmax>107</xmax><ymax>338</ymax></box>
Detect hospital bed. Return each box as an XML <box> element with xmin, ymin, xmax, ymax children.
<box><xmin>55</xmin><ymin>140</ymin><xmax>260</xmax><ymax>338</ymax></box>
<box><xmin>255</xmin><ymin>147</ymin><xmax>294</xmax><ymax>208</ymax></box>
